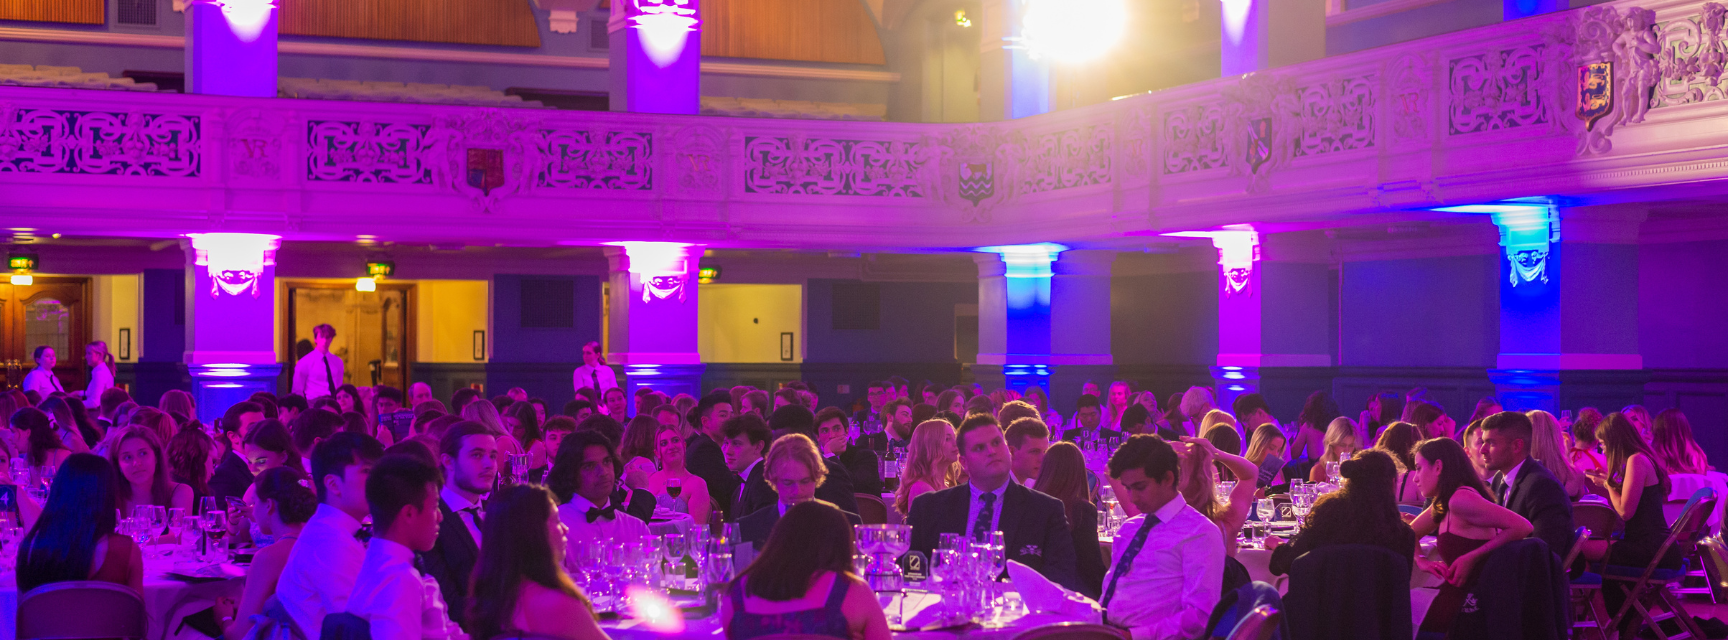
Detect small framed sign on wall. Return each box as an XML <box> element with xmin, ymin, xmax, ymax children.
<box><xmin>780</xmin><ymin>332</ymin><xmax>794</xmax><ymax>362</ymax></box>
<box><xmin>118</xmin><ymin>328</ymin><xmax>132</xmax><ymax>360</ymax></box>
<box><xmin>473</xmin><ymin>330</ymin><xmax>486</xmax><ymax>361</ymax></box>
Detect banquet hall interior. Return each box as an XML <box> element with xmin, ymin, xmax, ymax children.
<box><xmin>4</xmin><ymin>0</ymin><xmax>1728</xmax><ymax>638</ymax></box>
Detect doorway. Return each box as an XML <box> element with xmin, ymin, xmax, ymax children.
<box><xmin>283</xmin><ymin>282</ymin><xmax>414</xmax><ymax>391</ymax></box>
<box><xmin>0</xmin><ymin>277</ymin><xmax>91</xmax><ymax>392</ymax></box>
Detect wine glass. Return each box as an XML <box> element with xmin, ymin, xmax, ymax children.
<box><xmin>1326</xmin><ymin>461</ymin><xmax>1342</xmax><ymax>482</ymax></box>
<box><xmin>720</xmin><ymin>523</ymin><xmax>742</xmax><ymax>547</ymax></box>
<box><xmin>199</xmin><ymin>496</ymin><xmax>219</xmax><ymax>517</ymax></box>
<box><xmin>666</xmin><ymin>477</ymin><xmax>683</xmax><ymax>501</ymax></box>
<box><xmin>1255</xmin><ymin>498</ymin><xmax>1277</xmax><ymax>547</ymax></box>
<box><xmin>511</xmin><ymin>454</ymin><xmax>529</xmax><ymax>485</ymax></box>
<box><xmin>662</xmin><ymin>533</ymin><xmax>689</xmax><ymax>587</ymax></box>
<box><xmin>203</xmin><ymin>512</ymin><xmax>228</xmax><ymax>564</ymax></box>
<box><xmin>166</xmin><ymin>508</ymin><xmax>187</xmax><ymax>554</ymax></box>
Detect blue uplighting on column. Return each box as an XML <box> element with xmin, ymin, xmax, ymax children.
<box><xmin>978</xmin><ymin>243</ymin><xmax>1067</xmax><ymax>394</ymax></box>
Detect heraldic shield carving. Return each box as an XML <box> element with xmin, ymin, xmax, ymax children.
<box><xmin>428</xmin><ymin>109</ymin><xmax>540</xmax><ymax>214</ymax></box>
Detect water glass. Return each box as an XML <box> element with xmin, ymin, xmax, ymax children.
<box><xmin>510</xmin><ymin>454</ymin><xmax>529</xmax><ymax>485</ymax></box>
<box><xmin>1326</xmin><ymin>461</ymin><xmax>1342</xmax><ymax>481</ymax></box>
<box><xmin>199</xmin><ymin>496</ymin><xmax>219</xmax><ymax>517</ymax></box>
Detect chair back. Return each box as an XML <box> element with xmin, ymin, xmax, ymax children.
<box><xmin>1229</xmin><ymin>606</ymin><xmax>1283</xmax><ymax>640</ymax></box>
<box><xmin>854</xmin><ymin>493</ymin><xmax>888</xmax><ymax>525</ymax></box>
<box><xmin>317</xmin><ymin>612</ymin><xmax>371</xmax><ymax>640</ymax></box>
<box><xmin>1572</xmin><ymin>501</ymin><xmax>1623</xmax><ymax>539</ymax></box>
<box><xmin>1009</xmin><ymin>622</ymin><xmax>1128</xmax><ymax>640</ymax></box>
<box><xmin>1284</xmin><ymin>544</ymin><xmax>1411</xmax><ymax>640</ymax></box>
<box><xmin>1665</xmin><ymin>488</ymin><xmax>1717</xmax><ymax>552</ymax></box>
<box><xmin>17</xmin><ymin>581</ymin><xmax>146</xmax><ymax>640</ymax></box>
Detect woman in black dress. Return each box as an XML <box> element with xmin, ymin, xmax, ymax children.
<box><xmin>1587</xmin><ymin>412</ymin><xmax>1682</xmax><ymax>636</ymax></box>
<box><xmin>1034</xmin><ymin>442</ymin><xmax>1106</xmax><ymax>599</ymax></box>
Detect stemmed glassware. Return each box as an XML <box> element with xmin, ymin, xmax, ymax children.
<box><xmin>166</xmin><ymin>508</ymin><xmax>187</xmax><ymax>554</ymax></box>
<box><xmin>202</xmin><ymin>511</ymin><xmax>228</xmax><ymax>564</ymax></box>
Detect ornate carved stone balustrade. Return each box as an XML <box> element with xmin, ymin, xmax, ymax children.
<box><xmin>2</xmin><ymin>0</ymin><xmax>1724</xmax><ymax>249</ymax></box>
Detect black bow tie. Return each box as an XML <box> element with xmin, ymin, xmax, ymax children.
<box><xmin>585</xmin><ymin>505</ymin><xmax>617</xmax><ymax>523</ymax></box>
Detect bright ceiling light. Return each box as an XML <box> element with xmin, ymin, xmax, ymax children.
<box><xmin>1012</xmin><ymin>0</ymin><xmax>1129</xmax><ymax>63</ymax></box>
<box><xmin>8</xmin><ymin>275</ymin><xmax>31</xmax><ymax>286</ymax></box>
<box><xmin>356</xmin><ymin>277</ymin><xmax>377</xmax><ymax>292</ymax></box>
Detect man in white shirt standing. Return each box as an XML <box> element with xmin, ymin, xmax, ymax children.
<box><xmin>1101</xmin><ymin>435</ymin><xmax>1224</xmax><ymax>640</ymax></box>
<box><xmin>292</xmin><ymin>324</ymin><xmax>345</xmax><ymax>401</ymax></box>
<box><xmin>550</xmin><ymin>430</ymin><xmax>648</xmax><ymax>553</ymax></box>
<box><xmin>278</xmin><ymin>432</ymin><xmax>386</xmax><ymax>637</ymax></box>
<box><xmin>349</xmin><ymin>455</ymin><xmax>467</xmax><ymax>640</ymax></box>
<box><xmin>571</xmin><ymin>341</ymin><xmax>617</xmax><ymax>396</ymax></box>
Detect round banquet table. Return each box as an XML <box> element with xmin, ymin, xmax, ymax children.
<box><xmin>601</xmin><ymin>590</ymin><xmax>1097</xmax><ymax>639</ymax></box>
<box><xmin>649</xmin><ymin>512</ymin><xmax>695</xmax><ymax>537</ymax></box>
<box><xmin>0</xmin><ymin>553</ymin><xmax>245</xmax><ymax>640</ymax></box>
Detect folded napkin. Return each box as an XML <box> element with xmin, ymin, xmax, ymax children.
<box><xmin>1006</xmin><ymin>560</ymin><xmax>1102</xmax><ymax>621</ymax></box>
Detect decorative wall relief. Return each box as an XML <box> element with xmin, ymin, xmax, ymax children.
<box><xmin>1448</xmin><ymin>45</ymin><xmax>1550</xmax><ymax>135</ymax></box>
<box><xmin>1015</xmin><ymin>125</ymin><xmax>1112</xmax><ymax>196</ymax></box>
<box><xmin>1221</xmin><ymin>72</ymin><xmax>1300</xmax><ymax>192</ymax></box>
<box><xmin>0</xmin><ymin>105</ymin><xmax>200</xmax><ymax>176</ymax></box>
<box><xmin>742</xmin><ymin>135</ymin><xmax>925</xmax><ymax>197</ymax></box>
<box><xmin>427</xmin><ymin>109</ymin><xmax>543</xmax><ymax>214</ymax></box>
<box><xmin>537</xmin><ymin>127</ymin><xmax>654</xmax><ymax>191</ymax></box>
<box><xmin>666</xmin><ymin>125</ymin><xmax>725</xmax><ymax>198</ymax></box>
<box><xmin>1162</xmin><ymin>104</ymin><xmax>1226</xmax><ymax>174</ymax></box>
<box><xmin>1565</xmin><ymin>5</ymin><xmax>1662</xmax><ymax>155</ymax></box>
<box><xmin>1653</xmin><ymin>2</ymin><xmax>1728</xmax><ymax>108</ymax></box>
<box><xmin>306</xmin><ymin>120</ymin><xmax>431</xmax><ymax>184</ymax></box>
<box><xmin>1386</xmin><ymin>54</ymin><xmax>1434</xmax><ymax>142</ymax></box>
<box><xmin>936</xmin><ymin>124</ymin><xmax>1013</xmax><ymax>223</ymax></box>
<box><xmin>1119</xmin><ymin>104</ymin><xmax>1154</xmax><ymax>181</ymax></box>
<box><xmin>1293</xmin><ymin>74</ymin><xmax>1376</xmax><ymax>157</ymax></box>
<box><xmin>224</xmin><ymin>108</ymin><xmax>287</xmax><ymax>180</ymax></box>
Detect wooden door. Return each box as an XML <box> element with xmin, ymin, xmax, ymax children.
<box><xmin>0</xmin><ymin>278</ymin><xmax>91</xmax><ymax>392</ymax></box>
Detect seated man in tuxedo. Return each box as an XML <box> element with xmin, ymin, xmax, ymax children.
<box><xmin>1479</xmin><ymin>410</ymin><xmax>1575</xmax><ymax>560</ymax></box>
<box><xmin>723</xmin><ymin>413</ymin><xmax>774</xmax><ymax>521</ymax></box>
<box><xmin>419</xmin><ymin>422</ymin><xmax>496</xmax><ymax>631</ymax></box>
<box><xmin>815</xmin><ymin>407</ymin><xmax>882</xmax><ymax>495</ymax></box>
<box><xmin>907</xmin><ymin>413</ymin><xmax>1079</xmax><ymax>591</ymax></box>
<box><xmin>738</xmin><ymin>433</ymin><xmax>863</xmax><ymax>550</ymax></box>
<box><xmin>767</xmin><ymin>405</ymin><xmax>859</xmax><ymax>516</ymax></box>
<box><xmin>1062</xmin><ymin>394</ymin><xmax>1122</xmax><ymax>443</ymax></box>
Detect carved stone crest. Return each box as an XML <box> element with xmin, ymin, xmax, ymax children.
<box><xmin>1221</xmin><ymin>72</ymin><xmax>1300</xmax><ymax>192</ymax></box>
<box><xmin>224</xmin><ymin>108</ymin><xmax>286</xmax><ymax>181</ymax></box>
<box><xmin>1562</xmin><ymin>5</ymin><xmax>1661</xmax><ymax>155</ymax></box>
<box><xmin>427</xmin><ymin>109</ymin><xmax>542</xmax><ymax>214</ymax></box>
<box><xmin>936</xmin><ymin>124</ymin><xmax>1014</xmax><ymax>223</ymax></box>
<box><xmin>667</xmin><ymin>125</ymin><xmax>725</xmax><ymax>198</ymax></box>
<box><xmin>1385</xmin><ymin>53</ymin><xmax>1433</xmax><ymax>142</ymax></box>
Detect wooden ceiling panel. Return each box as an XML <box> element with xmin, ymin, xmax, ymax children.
<box><xmin>281</xmin><ymin>0</ymin><xmax>543</xmax><ymax>48</ymax></box>
<box><xmin>0</xmin><ymin>0</ymin><xmax>103</xmax><ymax>25</ymax></box>
<box><xmin>702</xmin><ymin>0</ymin><xmax>887</xmax><ymax>66</ymax></box>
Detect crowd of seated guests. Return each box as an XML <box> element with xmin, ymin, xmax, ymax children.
<box><xmin>5</xmin><ymin>361</ymin><xmax>1725</xmax><ymax>640</ymax></box>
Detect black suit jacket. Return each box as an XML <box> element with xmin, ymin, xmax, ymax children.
<box><xmin>686</xmin><ymin>433</ymin><xmax>738</xmax><ymax>517</ymax></box>
<box><xmin>614</xmin><ymin>487</ymin><xmax>656</xmax><ymax>523</ymax></box>
<box><xmin>734</xmin><ymin>459</ymin><xmax>860</xmax><ymax>521</ymax></box>
<box><xmin>835</xmin><ymin>446</ymin><xmax>883</xmax><ymax>496</ymax></box>
<box><xmin>420</xmin><ymin>499</ymin><xmax>479</xmax><ymax>629</ymax></box>
<box><xmin>1500</xmin><ymin>457</ymin><xmax>1575</xmax><ymax>560</ymax></box>
<box><xmin>208</xmin><ymin>451</ymin><xmax>254</xmax><ymax>505</ymax></box>
<box><xmin>738</xmin><ymin>502</ymin><xmax>863</xmax><ymax>550</ymax></box>
<box><xmin>906</xmin><ymin>482</ymin><xmax>1079</xmax><ymax>591</ymax></box>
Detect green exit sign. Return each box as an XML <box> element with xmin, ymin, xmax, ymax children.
<box><xmin>8</xmin><ymin>254</ymin><xmax>37</xmax><ymax>271</ymax></box>
<box><xmin>366</xmin><ymin>261</ymin><xmax>395</xmax><ymax>277</ymax></box>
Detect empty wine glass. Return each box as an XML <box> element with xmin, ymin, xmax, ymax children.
<box><xmin>166</xmin><ymin>507</ymin><xmax>187</xmax><ymax>554</ymax></box>
<box><xmin>199</xmin><ymin>496</ymin><xmax>219</xmax><ymax>517</ymax></box>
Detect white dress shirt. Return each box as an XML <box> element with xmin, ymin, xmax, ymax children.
<box><xmin>292</xmin><ymin>349</ymin><xmax>345</xmax><ymax>400</ymax></box>
<box><xmin>347</xmin><ymin>538</ymin><xmax>468</xmax><ymax>640</ymax></box>
<box><xmin>1495</xmin><ymin>458</ymin><xmax>1526</xmax><ymax>502</ymax></box>
<box><xmin>967</xmin><ymin>481</ymin><xmax>1009</xmax><ymax>538</ymax></box>
<box><xmin>21</xmin><ymin>368</ymin><xmax>62</xmax><ymax>398</ymax></box>
<box><xmin>571</xmin><ymin>364</ymin><xmax>618</xmax><ymax>393</ymax></box>
<box><xmin>278</xmin><ymin>504</ymin><xmax>368</xmax><ymax>636</ymax></box>
<box><xmin>441</xmin><ymin>486</ymin><xmax>483</xmax><ymax>547</ymax></box>
<box><xmin>559</xmin><ymin>493</ymin><xmax>650</xmax><ymax>554</ymax></box>
<box><xmin>83</xmin><ymin>363</ymin><xmax>114</xmax><ymax>410</ymax></box>
<box><xmin>1102</xmin><ymin>496</ymin><xmax>1225</xmax><ymax>640</ymax></box>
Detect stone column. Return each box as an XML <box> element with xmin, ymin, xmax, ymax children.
<box><xmin>1490</xmin><ymin>205</ymin><xmax>1647</xmax><ymax>411</ymax></box>
<box><xmin>1221</xmin><ymin>0</ymin><xmax>1325</xmax><ymax>76</ymax></box>
<box><xmin>975</xmin><ymin>246</ymin><xmax>1113</xmax><ymax>409</ymax></box>
<box><xmin>976</xmin><ymin>0</ymin><xmax>1049</xmax><ymax>121</ymax></box>
<box><xmin>185</xmin><ymin>0</ymin><xmax>278</xmax><ymax>97</ymax></box>
<box><xmin>183</xmin><ymin>233</ymin><xmax>282</xmax><ymax>422</ymax></box>
<box><xmin>608</xmin><ymin>0</ymin><xmax>702</xmax><ymax>114</ymax></box>
<box><xmin>605</xmin><ymin>243</ymin><xmax>705</xmax><ymax>398</ymax></box>
<box><xmin>1208</xmin><ymin>231</ymin><xmax>1333</xmax><ymax>412</ymax></box>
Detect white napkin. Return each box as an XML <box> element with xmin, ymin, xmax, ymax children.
<box><xmin>1006</xmin><ymin>560</ymin><xmax>1102</xmax><ymax>619</ymax></box>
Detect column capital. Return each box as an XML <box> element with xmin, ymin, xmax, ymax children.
<box><xmin>975</xmin><ymin>253</ymin><xmax>1007</xmax><ymax>278</ymax></box>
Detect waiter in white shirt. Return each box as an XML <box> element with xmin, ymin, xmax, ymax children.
<box><xmin>21</xmin><ymin>346</ymin><xmax>64</xmax><ymax>398</ymax></box>
<box><xmin>554</xmin><ymin>431</ymin><xmax>648</xmax><ymax>554</ymax></box>
<box><xmin>293</xmin><ymin>324</ymin><xmax>345</xmax><ymax>401</ymax></box>
<box><xmin>571</xmin><ymin>341</ymin><xmax>617</xmax><ymax>396</ymax></box>
<box><xmin>81</xmin><ymin>341</ymin><xmax>115</xmax><ymax>410</ymax></box>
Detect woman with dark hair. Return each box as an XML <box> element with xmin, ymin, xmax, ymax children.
<box><xmin>242</xmin><ymin>419</ymin><xmax>303</xmax><ymax>476</ymax></box>
<box><xmin>158</xmin><ymin>390</ymin><xmax>196</xmax><ymax>425</ymax></box>
<box><xmin>1267</xmin><ymin>450</ymin><xmax>1416</xmax><ymax>576</ymax></box>
<box><xmin>20</xmin><ymin>345</ymin><xmax>64</xmax><ymax>400</ymax></box>
<box><xmin>64</xmin><ymin>399</ymin><xmax>102</xmax><ymax>448</ymax></box>
<box><xmin>1408</xmin><ymin>401</ymin><xmax>1455</xmax><ymax>440</ymax></box>
<box><xmin>1584</xmin><ymin>413</ymin><xmax>1683</xmax><ymax>632</ymax></box>
<box><xmin>601</xmin><ymin>387</ymin><xmax>629</xmax><ymax>420</ymax></box>
<box><xmin>1468</xmin><ymin>397</ymin><xmax>1502</xmax><ymax>424</ymax></box>
<box><xmin>216</xmin><ymin>467</ymin><xmax>317</xmax><ymax>640</ymax></box>
<box><xmin>506</xmin><ymin>401</ymin><xmax>549</xmax><ymax>475</ymax></box>
<box><xmin>1034</xmin><ymin>442</ymin><xmax>1105</xmax><ymax>598</ymax></box>
<box><xmin>1288</xmin><ymin>392</ymin><xmax>1339</xmax><ymax>465</ymax></box>
<box><xmin>915</xmin><ymin>380</ymin><xmax>939</xmax><ymax>407</ymax></box>
<box><xmin>333</xmin><ymin>383</ymin><xmax>363</xmax><ymax>416</ymax></box>
<box><xmin>11</xmin><ymin>407</ymin><xmax>71</xmax><ymax>470</ymax></box>
<box><xmin>934</xmin><ymin>389</ymin><xmax>965</xmax><ymax>419</ymax></box>
<box><xmin>723</xmin><ymin>500</ymin><xmax>890</xmax><ymax>640</ymax></box>
<box><xmin>1358</xmin><ymin>391</ymin><xmax>1403</xmax><ymax>443</ymax></box>
<box><xmin>1021</xmin><ymin>386</ymin><xmax>1061</xmax><ymax>431</ymax></box>
<box><xmin>18</xmin><ymin>453</ymin><xmax>141</xmax><ymax>594</ymax></box>
<box><xmin>168</xmin><ymin>426</ymin><xmax>220</xmax><ymax>506</ymax></box>
<box><xmin>1372</xmin><ymin>422</ymin><xmax>1425</xmax><ymax>506</ymax></box>
<box><xmin>1649</xmin><ymin>408</ymin><xmax>1710</xmax><ymax>475</ymax></box>
<box><xmin>108</xmin><ymin>425</ymin><xmax>193</xmax><ymax>513</ymax></box>
<box><xmin>465</xmin><ymin>484</ymin><xmax>607</xmax><ymax>640</ymax></box>
<box><xmin>1409</xmin><ymin>437</ymin><xmax>1532</xmax><ymax>635</ymax></box>
<box><xmin>35</xmin><ymin>396</ymin><xmax>92</xmax><ymax>454</ymax></box>
<box><xmin>1569</xmin><ymin>407</ymin><xmax>1608</xmax><ymax>476</ymax></box>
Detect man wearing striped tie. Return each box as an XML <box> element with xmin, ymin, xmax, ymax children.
<box><xmin>1101</xmin><ymin>435</ymin><xmax>1224</xmax><ymax>640</ymax></box>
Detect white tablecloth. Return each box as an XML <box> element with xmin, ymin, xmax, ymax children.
<box><xmin>1668</xmin><ymin>472</ymin><xmax>1727</xmax><ymax>535</ymax></box>
<box><xmin>602</xmin><ymin>590</ymin><xmax>1093</xmax><ymax>639</ymax></box>
<box><xmin>0</xmin><ymin>555</ymin><xmax>245</xmax><ymax>640</ymax></box>
<box><xmin>649</xmin><ymin>512</ymin><xmax>695</xmax><ymax>537</ymax></box>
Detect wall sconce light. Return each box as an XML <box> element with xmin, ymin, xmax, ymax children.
<box><xmin>1163</xmin><ymin>226</ymin><xmax>1261</xmax><ymax>296</ymax></box>
<box><xmin>8</xmin><ymin>251</ymin><xmax>36</xmax><ymax>285</ymax></box>
<box><xmin>355</xmin><ymin>277</ymin><xmax>377</xmax><ymax>292</ymax></box>
<box><xmin>955</xmin><ymin>9</ymin><xmax>972</xmax><ymax>27</ymax></box>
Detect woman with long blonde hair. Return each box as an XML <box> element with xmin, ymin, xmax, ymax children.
<box><xmin>1199</xmin><ymin>409</ymin><xmax>1237</xmax><ymax>439</ymax></box>
<box><xmin>1526</xmin><ymin>410</ymin><xmax>1585</xmax><ymax>499</ymax></box>
<box><xmin>1101</xmin><ymin>381</ymin><xmax>1131</xmax><ymax>431</ymax></box>
<box><xmin>81</xmin><ymin>341</ymin><xmax>116</xmax><ymax>412</ymax></box>
<box><xmin>1244</xmin><ymin>423</ymin><xmax>1287</xmax><ymax>488</ymax></box>
<box><xmin>1307</xmin><ymin>417</ymin><xmax>1358</xmax><ymax>483</ymax></box>
<box><xmin>892</xmin><ymin>420</ymin><xmax>957</xmax><ymax>516</ymax></box>
<box><xmin>462</xmin><ymin>399</ymin><xmax>525</xmax><ymax>458</ymax></box>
